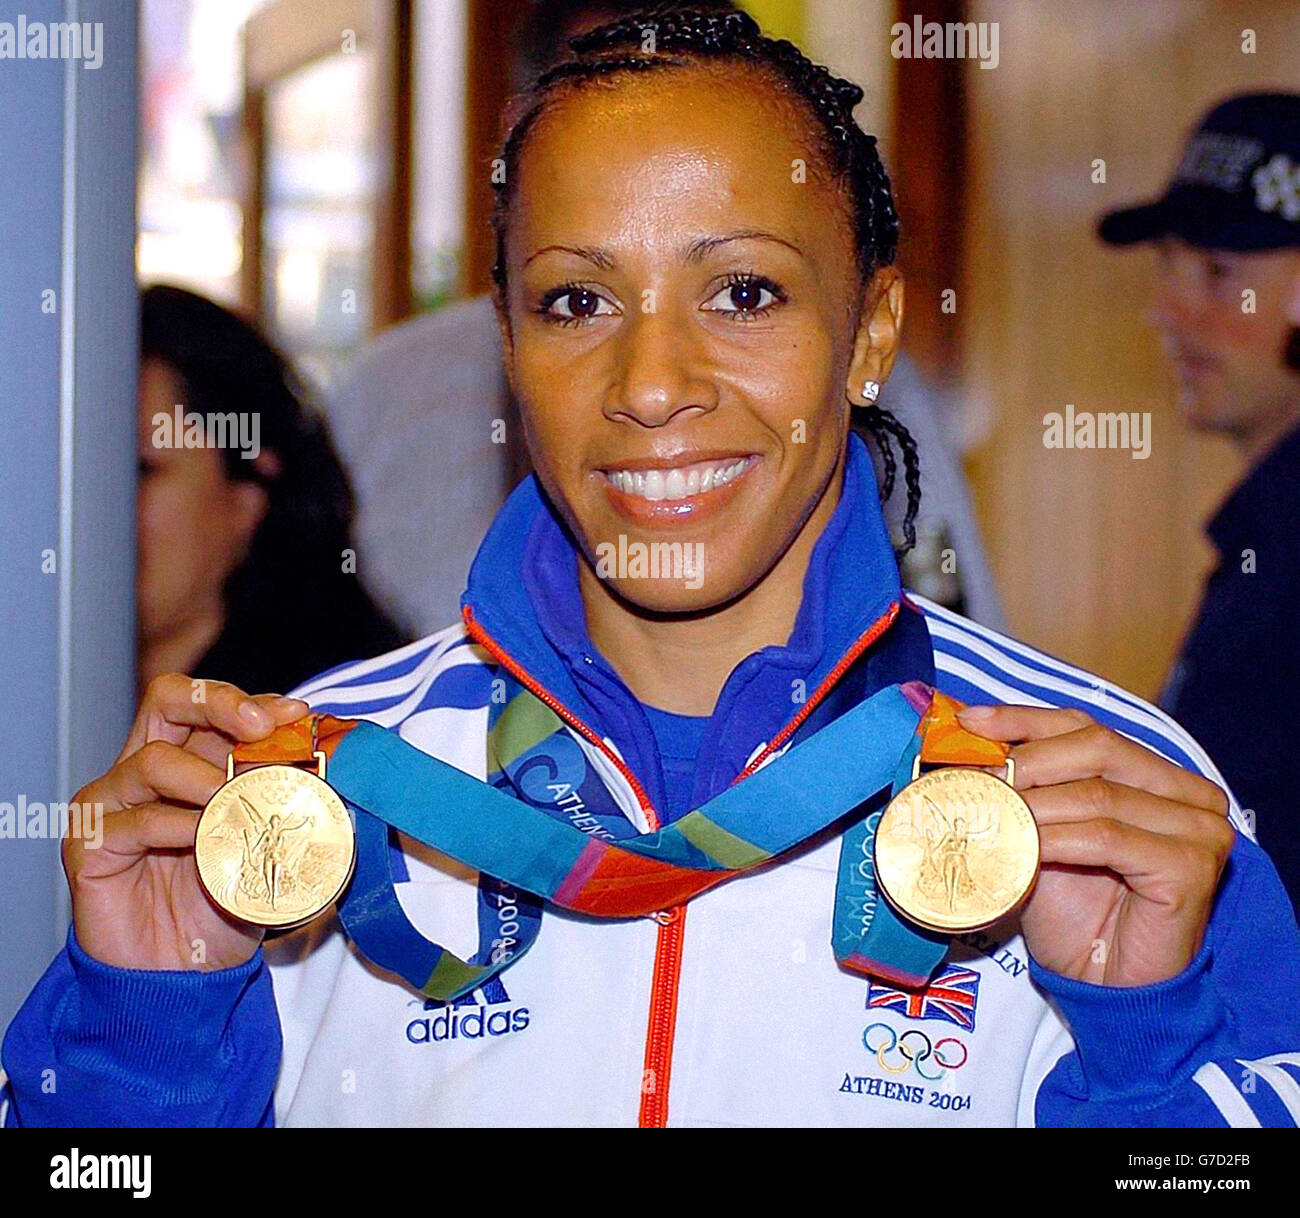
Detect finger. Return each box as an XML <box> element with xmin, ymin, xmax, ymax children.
<box><xmin>121</xmin><ymin>675</ymin><xmax>259</xmax><ymax>757</ymax></box>
<box><xmin>957</xmin><ymin>705</ymin><xmax>1227</xmax><ymax>814</ymax></box>
<box><xmin>120</xmin><ymin>675</ymin><xmax>308</xmax><ymax>761</ymax></box>
<box><xmin>83</xmin><ymin>740</ymin><xmax>226</xmax><ymax>813</ymax></box>
<box><xmin>1037</xmin><ymin>819</ymin><xmax>1228</xmax><ymax>901</ymax></box>
<box><xmin>93</xmin><ymin>801</ymin><xmax>204</xmax><ymax>858</ymax></box>
<box><xmin>64</xmin><ymin>800</ymin><xmax>204</xmax><ymax>883</ymax></box>
<box><xmin>1012</xmin><ymin>728</ymin><xmax>1226</xmax><ymax>813</ymax></box>
<box><xmin>1023</xmin><ymin>780</ymin><xmax>1238</xmax><ymax>861</ymax></box>
<box><xmin>957</xmin><ymin>703</ymin><xmax>1095</xmax><ymax>742</ymax></box>
<box><xmin>180</xmin><ymin>694</ymin><xmax>312</xmax><ymax>768</ymax></box>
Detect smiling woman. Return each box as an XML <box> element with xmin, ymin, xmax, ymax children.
<box><xmin>3</xmin><ymin>7</ymin><xmax>1298</xmax><ymax>1133</ymax></box>
<box><xmin>491</xmin><ymin>10</ymin><xmax>916</xmax><ymax>712</ymax></box>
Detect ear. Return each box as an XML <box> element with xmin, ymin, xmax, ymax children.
<box><xmin>250</xmin><ymin>448</ymin><xmax>283</xmax><ymax>481</ymax></box>
<box><xmin>846</xmin><ymin>267</ymin><xmax>905</xmax><ymax>405</ymax></box>
<box><xmin>228</xmin><ymin>479</ymin><xmax>270</xmax><ymax>557</ymax></box>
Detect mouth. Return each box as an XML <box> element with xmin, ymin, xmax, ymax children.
<box><xmin>1164</xmin><ymin>338</ymin><xmax>1219</xmax><ymax>377</ymax></box>
<box><xmin>600</xmin><ymin>455</ymin><xmax>755</xmax><ymax>501</ymax></box>
<box><xmin>596</xmin><ymin>453</ymin><xmax>758</xmax><ymax>525</ymax></box>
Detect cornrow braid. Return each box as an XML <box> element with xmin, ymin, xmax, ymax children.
<box><xmin>856</xmin><ymin>404</ymin><xmax>922</xmax><ymax>553</ymax></box>
<box><xmin>491</xmin><ymin>5</ymin><xmax>921</xmax><ymax>552</ymax></box>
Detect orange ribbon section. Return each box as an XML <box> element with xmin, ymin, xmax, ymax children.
<box><xmin>231</xmin><ymin>714</ymin><xmax>355</xmax><ymax>765</ymax></box>
<box><xmin>917</xmin><ymin>690</ymin><xmax>1008</xmax><ymax>766</ymax></box>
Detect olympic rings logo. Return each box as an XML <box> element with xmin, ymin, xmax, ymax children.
<box><xmin>855</xmin><ymin>813</ymin><xmax>883</xmax><ymax>931</ymax></box>
<box><xmin>857</xmin><ymin>812</ymin><xmax>883</xmax><ymax>868</ymax></box>
<box><xmin>862</xmin><ymin>1023</ymin><xmax>968</xmax><ymax>1080</ymax></box>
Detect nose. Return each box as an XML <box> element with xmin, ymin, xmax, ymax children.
<box><xmin>1148</xmin><ymin>256</ymin><xmax>1204</xmax><ymax>340</ymax></box>
<box><xmin>1148</xmin><ymin>266</ymin><xmax>1184</xmax><ymax>335</ymax></box>
<box><xmin>604</xmin><ymin>306</ymin><xmax>717</xmax><ymax>428</ymax></box>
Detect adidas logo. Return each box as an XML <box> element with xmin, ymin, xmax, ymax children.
<box><xmin>405</xmin><ymin>983</ymin><xmax>530</xmax><ymax>1044</ymax></box>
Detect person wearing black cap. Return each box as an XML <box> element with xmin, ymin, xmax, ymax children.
<box><xmin>1100</xmin><ymin>92</ymin><xmax>1300</xmax><ymax>906</ymax></box>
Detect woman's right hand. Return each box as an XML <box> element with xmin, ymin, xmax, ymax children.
<box><xmin>65</xmin><ymin>675</ymin><xmax>310</xmax><ymax>972</ymax></box>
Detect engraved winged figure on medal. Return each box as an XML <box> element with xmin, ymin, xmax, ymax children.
<box><xmin>917</xmin><ymin>793</ymin><xmax>989</xmax><ymax>911</ymax></box>
<box><xmin>237</xmin><ymin>794</ymin><xmax>309</xmax><ymax>909</ymax></box>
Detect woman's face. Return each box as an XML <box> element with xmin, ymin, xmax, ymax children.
<box><xmin>136</xmin><ymin>357</ymin><xmax>267</xmax><ymax>646</ymax></box>
<box><xmin>501</xmin><ymin>65</ymin><xmax>901</xmax><ymax>614</ymax></box>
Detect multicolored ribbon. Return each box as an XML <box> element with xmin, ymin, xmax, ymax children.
<box><xmin>234</xmin><ymin>684</ymin><xmax>1006</xmax><ymax>1001</ymax></box>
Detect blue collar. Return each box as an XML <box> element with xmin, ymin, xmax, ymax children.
<box><xmin>462</xmin><ymin>432</ymin><xmax>919</xmax><ymax>812</ymax></box>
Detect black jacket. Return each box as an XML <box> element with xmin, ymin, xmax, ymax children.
<box><xmin>1163</xmin><ymin>423</ymin><xmax>1300</xmax><ymax>906</ymax></box>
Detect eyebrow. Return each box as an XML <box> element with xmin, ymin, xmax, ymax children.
<box><xmin>522</xmin><ymin>230</ymin><xmax>805</xmax><ymax>270</ymax></box>
<box><xmin>523</xmin><ymin>244</ymin><xmax>614</xmax><ymax>269</ymax></box>
<box><xmin>683</xmin><ymin>230</ymin><xmax>805</xmax><ymax>262</ymax></box>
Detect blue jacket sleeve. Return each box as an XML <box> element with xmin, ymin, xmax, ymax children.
<box><xmin>1030</xmin><ymin>833</ymin><xmax>1300</xmax><ymax>1126</ymax></box>
<box><xmin>1</xmin><ymin>925</ymin><xmax>280</xmax><ymax>1128</ymax></box>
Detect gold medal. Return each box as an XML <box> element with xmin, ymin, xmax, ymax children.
<box><xmin>195</xmin><ymin>748</ymin><xmax>356</xmax><ymax>930</ymax></box>
<box><xmin>873</xmin><ymin>760</ymin><xmax>1039</xmax><ymax>933</ymax></box>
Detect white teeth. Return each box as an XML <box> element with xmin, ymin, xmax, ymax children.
<box><xmin>605</xmin><ymin>456</ymin><xmax>750</xmax><ymax>500</ymax></box>
<box><xmin>713</xmin><ymin>460</ymin><xmax>742</xmax><ymax>487</ymax></box>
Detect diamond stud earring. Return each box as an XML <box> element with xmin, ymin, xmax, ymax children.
<box><xmin>863</xmin><ymin>380</ymin><xmax>881</xmax><ymax>404</ymax></box>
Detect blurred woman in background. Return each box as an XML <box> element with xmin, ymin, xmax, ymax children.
<box><xmin>137</xmin><ymin>284</ymin><xmax>408</xmax><ymax>694</ymax></box>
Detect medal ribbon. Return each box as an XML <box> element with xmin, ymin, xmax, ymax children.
<box><xmin>832</xmin><ymin>688</ymin><xmax>1009</xmax><ymax>987</ymax></box>
<box><xmin>233</xmin><ymin>686</ymin><xmax>1007</xmax><ymax>1000</ymax></box>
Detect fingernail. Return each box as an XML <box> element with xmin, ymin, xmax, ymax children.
<box><xmin>239</xmin><ymin>701</ymin><xmax>268</xmax><ymax>726</ymax></box>
<box><xmin>272</xmin><ymin>696</ymin><xmax>307</xmax><ymax>709</ymax></box>
<box><xmin>957</xmin><ymin>705</ymin><xmax>996</xmax><ymax>721</ymax></box>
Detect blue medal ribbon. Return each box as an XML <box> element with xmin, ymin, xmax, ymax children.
<box><xmin>330</xmin><ymin>680</ymin><xmax>946</xmax><ymax>1000</ymax></box>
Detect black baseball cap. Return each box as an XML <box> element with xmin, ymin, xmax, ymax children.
<box><xmin>1099</xmin><ymin>92</ymin><xmax>1300</xmax><ymax>252</ymax></box>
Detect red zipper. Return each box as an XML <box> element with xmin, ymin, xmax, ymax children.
<box><xmin>463</xmin><ymin>599</ymin><xmax>900</xmax><ymax>1128</ymax></box>
<box><xmin>638</xmin><ymin>904</ymin><xmax>684</xmax><ymax>1127</ymax></box>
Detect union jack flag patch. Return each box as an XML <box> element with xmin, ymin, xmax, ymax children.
<box><xmin>866</xmin><ymin>964</ymin><xmax>981</xmax><ymax>1031</ymax></box>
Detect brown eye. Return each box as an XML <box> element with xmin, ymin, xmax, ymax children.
<box><xmin>703</xmin><ymin>275</ymin><xmax>783</xmax><ymax>317</ymax></box>
<box><xmin>728</xmin><ymin>281</ymin><xmax>765</xmax><ymax>311</ymax></box>
<box><xmin>545</xmin><ymin>286</ymin><xmax>614</xmax><ymax>321</ymax></box>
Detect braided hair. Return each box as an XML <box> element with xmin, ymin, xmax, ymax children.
<box><xmin>491</xmin><ymin>5</ymin><xmax>922</xmax><ymax>551</ymax></box>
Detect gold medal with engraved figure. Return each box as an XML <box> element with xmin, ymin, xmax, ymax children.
<box><xmin>873</xmin><ymin>763</ymin><xmax>1039</xmax><ymax>933</ymax></box>
<box><xmin>195</xmin><ymin>752</ymin><xmax>355</xmax><ymax>929</ymax></box>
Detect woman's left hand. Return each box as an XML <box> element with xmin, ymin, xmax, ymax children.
<box><xmin>955</xmin><ymin>704</ymin><xmax>1236</xmax><ymax>987</ymax></box>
